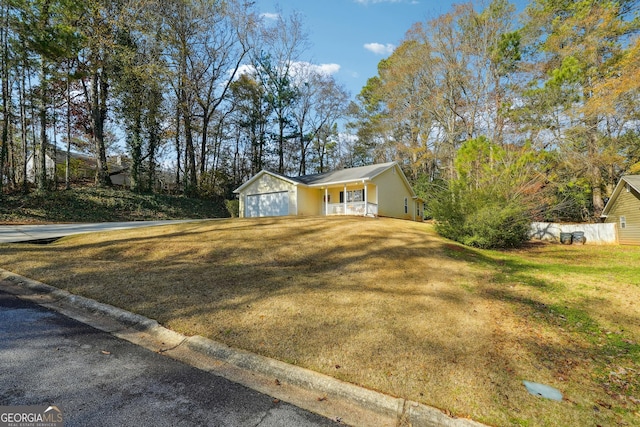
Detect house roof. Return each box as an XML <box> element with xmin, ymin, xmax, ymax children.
<box><xmin>291</xmin><ymin>162</ymin><xmax>397</xmax><ymax>186</ymax></box>
<box><xmin>234</xmin><ymin>162</ymin><xmax>420</xmax><ymax>199</ymax></box>
<box><xmin>601</xmin><ymin>175</ymin><xmax>640</xmax><ymax>217</ymax></box>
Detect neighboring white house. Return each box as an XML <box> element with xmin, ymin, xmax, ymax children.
<box><xmin>26</xmin><ymin>149</ymin><xmax>130</xmax><ymax>186</ymax></box>
<box><xmin>234</xmin><ymin>162</ymin><xmax>424</xmax><ymax>221</ymax></box>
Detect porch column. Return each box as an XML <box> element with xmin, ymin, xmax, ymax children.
<box><xmin>325</xmin><ymin>187</ymin><xmax>328</xmax><ymax>216</ymax></box>
<box><xmin>363</xmin><ymin>180</ymin><xmax>367</xmax><ymax>217</ymax></box>
<box><xmin>343</xmin><ymin>184</ymin><xmax>347</xmax><ymax>215</ymax></box>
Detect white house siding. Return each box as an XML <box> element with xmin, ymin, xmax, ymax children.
<box><xmin>372</xmin><ymin>165</ymin><xmax>416</xmax><ymax>220</ymax></box>
<box><xmin>26</xmin><ymin>155</ymin><xmax>56</xmax><ymax>182</ymax></box>
<box><xmin>238</xmin><ymin>173</ymin><xmax>297</xmax><ymax>218</ymax></box>
<box><xmin>604</xmin><ymin>186</ymin><xmax>640</xmax><ymax>245</ymax></box>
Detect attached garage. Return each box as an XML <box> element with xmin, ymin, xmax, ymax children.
<box><xmin>245</xmin><ymin>191</ymin><xmax>290</xmax><ymax>217</ymax></box>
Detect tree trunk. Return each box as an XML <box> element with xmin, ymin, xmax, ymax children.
<box><xmin>65</xmin><ymin>68</ymin><xmax>71</xmax><ymax>189</ymax></box>
<box><xmin>91</xmin><ymin>70</ymin><xmax>111</xmax><ymax>187</ymax></box>
<box><xmin>130</xmin><ymin>116</ymin><xmax>142</xmax><ymax>192</ymax></box>
<box><xmin>0</xmin><ymin>41</ymin><xmax>7</xmax><ymax>194</ymax></box>
<box><xmin>278</xmin><ymin>116</ymin><xmax>285</xmax><ymax>174</ymax></box>
<box><xmin>19</xmin><ymin>63</ymin><xmax>28</xmax><ymax>192</ymax></box>
<box><xmin>199</xmin><ymin>110</ymin><xmax>210</xmax><ymax>184</ymax></box>
<box><xmin>38</xmin><ymin>61</ymin><xmax>48</xmax><ymax>191</ymax></box>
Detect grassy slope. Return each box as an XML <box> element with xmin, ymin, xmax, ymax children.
<box><xmin>0</xmin><ymin>187</ymin><xmax>229</xmax><ymax>223</ymax></box>
<box><xmin>0</xmin><ymin>217</ymin><xmax>638</xmax><ymax>426</ymax></box>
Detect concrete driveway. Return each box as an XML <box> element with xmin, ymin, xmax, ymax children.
<box><xmin>0</xmin><ymin>220</ymin><xmax>203</xmax><ymax>243</ymax></box>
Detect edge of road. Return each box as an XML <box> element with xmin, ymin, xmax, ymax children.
<box><xmin>0</xmin><ymin>268</ymin><xmax>489</xmax><ymax>427</ymax></box>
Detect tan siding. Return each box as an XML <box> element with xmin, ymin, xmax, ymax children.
<box><xmin>371</xmin><ymin>165</ymin><xmax>415</xmax><ymax>220</ymax></box>
<box><xmin>604</xmin><ymin>187</ymin><xmax>640</xmax><ymax>245</ymax></box>
<box><xmin>297</xmin><ymin>187</ymin><xmax>322</xmax><ymax>215</ymax></box>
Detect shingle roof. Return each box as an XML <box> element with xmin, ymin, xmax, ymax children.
<box><xmin>290</xmin><ymin>162</ymin><xmax>397</xmax><ymax>186</ymax></box>
<box><xmin>622</xmin><ymin>175</ymin><xmax>640</xmax><ymax>192</ymax></box>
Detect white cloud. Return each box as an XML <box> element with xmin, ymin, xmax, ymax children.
<box><xmin>364</xmin><ymin>43</ymin><xmax>395</xmax><ymax>55</ymax></box>
<box><xmin>260</xmin><ymin>12</ymin><xmax>279</xmax><ymax>20</ymax></box>
<box><xmin>234</xmin><ymin>64</ymin><xmax>256</xmax><ymax>77</ymax></box>
<box><xmin>229</xmin><ymin>62</ymin><xmax>340</xmax><ymax>86</ymax></box>
<box><xmin>289</xmin><ymin>62</ymin><xmax>341</xmax><ymax>85</ymax></box>
<box><xmin>312</xmin><ymin>63</ymin><xmax>341</xmax><ymax>75</ymax></box>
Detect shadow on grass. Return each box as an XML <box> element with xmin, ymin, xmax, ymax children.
<box><xmin>1</xmin><ymin>216</ymin><xmax>639</xmax><ymax>426</ymax></box>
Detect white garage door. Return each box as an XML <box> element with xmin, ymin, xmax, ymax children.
<box><xmin>245</xmin><ymin>192</ymin><xmax>289</xmax><ymax>217</ymax></box>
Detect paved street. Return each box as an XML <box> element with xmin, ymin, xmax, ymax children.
<box><xmin>0</xmin><ymin>220</ymin><xmax>204</xmax><ymax>243</ymax></box>
<box><xmin>0</xmin><ymin>291</ymin><xmax>337</xmax><ymax>427</ymax></box>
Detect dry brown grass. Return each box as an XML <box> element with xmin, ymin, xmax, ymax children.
<box><xmin>0</xmin><ymin>216</ymin><xmax>638</xmax><ymax>426</ymax></box>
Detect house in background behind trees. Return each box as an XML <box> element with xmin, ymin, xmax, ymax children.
<box><xmin>234</xmin><ymin>162</ymin><xmax>424</xmax><ymax>221</ymax></box>
<box><xmin>26</xmin><ymin>149</ymin><xmax>131</xmax><ymax>186</ymax></box>
<box><xmin>25</xmin><ymin>146</ymin><xmax>176</xmax><ymax>191</ymax></box>
<box><xmin>601</xmin><ymin>175</ymin><xmax>640</xmax><ymax>245</ymax></box>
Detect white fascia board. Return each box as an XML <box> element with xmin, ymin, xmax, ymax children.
<box><xmin>233</xmin><ymin>170</ymin><xmax>299</xmax><ymax>193</ymax></box>
<box><xmin>305</xmin><ymin>179</ymin><xmax>369</xmax><ymax>188</ymax></box>
<box><xmin>601</xmin><ymin>177</ymin><xmax>628</xmax><ymax>216</ymax></box>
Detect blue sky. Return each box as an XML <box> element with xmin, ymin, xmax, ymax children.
<box><xmin>261</xmin><ymin>0</ymin><xmax>530</xmax><ymax>99</ymax></box>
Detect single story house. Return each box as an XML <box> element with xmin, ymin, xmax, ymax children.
<box><xmin>26</xmin><ymin>149</ymin><xmax>130</xmax><ymax>186</ymax></box>
<box><xmin>601</xmin><ymin>175</ymin><xmax>640</xmax><ymax>245</ymax></box>
<box><xmin>234</xmin><ymin>162</ymin><xmax>424</xmax><ymax>221</ymax></box>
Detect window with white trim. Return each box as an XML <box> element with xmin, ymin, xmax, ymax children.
<box><xmin>620</xmin><ymin>216</ymin><xmax>627</xmax><ymax>229</ymax></box>
<box><xmin>404</xmin><ymin>197</ymin><xmax>408</xmax><ymax>214</ymax></box>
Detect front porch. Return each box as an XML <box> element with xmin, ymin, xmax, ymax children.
<box><xmin>317</xmin><ymin>182</ymin><xmax>378</xmax><ymax>217</ymax></box>
<box><xmin>325</xmin><ymin>201</ymin><xmax>379</xmax><ymax>216</ymax></box>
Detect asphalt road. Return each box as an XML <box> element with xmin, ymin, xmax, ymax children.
<box><xmin>0</xmin><ymin>291</ymin><xmax>337</xmax><ymax>427</ymax></box>
<box><xmin>0</xmin><ymin>220</ymin><xmax>204</xmax><ymax>243</ymax></box>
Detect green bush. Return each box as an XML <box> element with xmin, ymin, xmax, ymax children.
<box><xmin>225</xmin><ymin>199</ymin><xmax>239</xmax><ymax>218</ymax></box>
<box><xmin>431</xmin><ymin>186</ymin><xmax>532</xmax><ymax>249</ymax></box>
<box><xmin>429</xmin><ymin>137</ymin><xmax>542</xmax><ymax>249</ymax></box>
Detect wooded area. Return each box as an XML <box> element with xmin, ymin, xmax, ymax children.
<box><xmin>1</xmin><ymin>0</ymin><xmax>639</xmax><ymax>225</ymax></box>
<box><xmin>0</xmin><ymin>0</ymin><xmax>349</xmax><ymax>198</ymax></box>
<box><xmin>350</xmin><ymin>0</ymin><xmax>640</xmax><ymax>222</ymax></box>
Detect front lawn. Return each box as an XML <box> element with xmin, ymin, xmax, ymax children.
<box><xmin>0</xmin><ymin>217</ymin><xmax>638</xmax><ymax>426</ymax></box>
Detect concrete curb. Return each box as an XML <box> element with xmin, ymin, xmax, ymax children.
<box><xmin>0</xmin><ymin>269</ymin><xmax>489</xmax><ymax>427</ymax></box>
